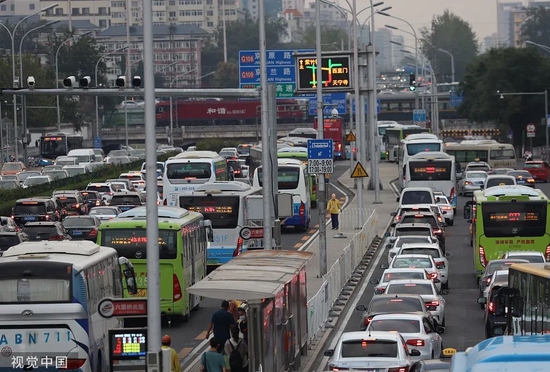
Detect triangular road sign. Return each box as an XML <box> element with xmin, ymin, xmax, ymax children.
<box><xmin>351</xmin><ymin>162</ymin><xmax>369</xmax><ymax>178</ymax></box>
<box><xmin>346</xmin><ymin>131</ymin><xmax>356</xmax><ymax>142</ymax></box>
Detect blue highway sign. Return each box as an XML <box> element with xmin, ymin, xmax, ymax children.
<box><xmin>302</xmin><ymin>92</ymin><xmax>347</xmax><ymax>116</ymax></box>
<box><xmin>307</xmin><ymin>139</ymin><xmax>334</xmax><ymax>174</ymax></box>
<box><xmin>94</xmin><ymin>137</ymin><xmax>102</xmax><ymax>149</ymax></box>
<box><xmin>413</xmin><ymin>109</ymin><xmax>427</xmax><ymax>123</ymax></box>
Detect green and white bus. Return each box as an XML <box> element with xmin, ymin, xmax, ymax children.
<box><xmin>98</xmin><ymin>206</ymin><xmax>211</xmax><ymax>323</ymax></box>
<box><xmin>275</xmin><ymin>147</ymin><xmax>319</xmax><ymax>208</ymax></box>
<box><xmin>464</xmin><ymin>185</ymin><xmax>550</xmax><ymax>279</ymax></box>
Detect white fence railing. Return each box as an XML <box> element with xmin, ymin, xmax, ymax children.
<box><xmin>338</xmin><ymin>207</ymin><xmax>374</xmax><ymax>233</ymax></box>
<box><xmin>307</xmin><ymin>210</ymin><xmax>379</xmax><ymax>342</ymax></box>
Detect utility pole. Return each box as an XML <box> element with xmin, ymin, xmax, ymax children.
<box><xmin>315</xmin><ymin>0</ymin><xmax>327</xmax><ymax>277</ymax></box>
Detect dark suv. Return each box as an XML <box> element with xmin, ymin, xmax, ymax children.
<box><xmin>12</xmin><ymin>198</ymin><xmax>60</xmax><ymax>226</ymax></box>
<box><xmin>22</xmin><ymin>221</ymin><xmax>71</xmax><ymax>241</ymax></box>
<box><xmin>109</xmin><ymin>191</ymin><xmax>145</xmax><ymax>212</ymax></box>
<box><xmin>478</xmin><ymin>259</ymin><xmax>529</xmax><ymax>303</ymax></box>
<box><xmin>56</xmin><ymin>193</ymin><xmax>88</xmax><ymax>216</ymax></box>
<box><xmin>227</xmin><ymin>158</ymin><xmax>244</xmax><ymax>178</ymax></box>
<box><xmin>478</xmin><ymin>285</ymin><xmax>510</xmax><ymax>338</ymax></box>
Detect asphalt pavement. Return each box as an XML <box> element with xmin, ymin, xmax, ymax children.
<box><xmin>163</xmin><ymin>163</ymin><xmax>350</xmax><ymax>364</ymax></box>
<box><xmin>311</xmin><ymin>179</ymin><xmax>550</xmax><ymax>370</ymax></box>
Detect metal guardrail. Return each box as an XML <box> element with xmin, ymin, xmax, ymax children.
<box><xmin>338</xmin><ymin>208</ymin><xmax>374</xmax><ymax>233</ymax></box>
<box><xmin>307</xmin><ymin>210</ymin><xmax>379</xmax><ymax>342</ymax></box>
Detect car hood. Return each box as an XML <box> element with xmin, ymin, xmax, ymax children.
<box><xmin>330</xmin><ymin>357</ymin><xmax>403</xmax><ymax>369</ymax></box>
<box><xmin>465</xmin><ymin>177</ymin><xmax>486</xmax><ymax>183</ymax></box>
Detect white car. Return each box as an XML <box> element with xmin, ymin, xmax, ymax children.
<box><xmin>464</xmin><ymin>160</ymin><xmax>491</xmax><ymax>173</ymax></box>
<box><xmin>366</xmin><ymin>313</ymin><xmax>444</xmax><ymax>360</ymax></box>
<box><xmin>324</xmin><ymin>331</ymin><xmax>419</xmax><ymax>371</ymax></box>
<box><xmin>385</xmin><ymin>254</ymin><xmax>440</xmax><ymax>284</ymax></box>
<box><xmin>391</xmin><ymin>204</ymin><xmax>448</xmax><ymax>226</ymax></box>
<box><xmin>482</xmin><ymin>174</ymin><xmax>516</xmax><ymax>190</ymax></box>
<box><xmin>385</xmin><ymin>279</ymin><xmax>446</xmax><ymax>327</ymax></box>
<box><xmin>370</xmin><ymin>268</ymin><xmax>439</xmax><ymax>295</ymax></box>
<box><xmin>386</xmin><ymin>235</ymin><xmax>438</xmax><ymax>265</ymax></box>
<box><xmin>458</xmin><ymin>171</ymin><xmax>488</xmax><ymax>196</ymax></box>
<box><xmin>501</xmin><ymin>251</ymin><xmax>546</xmax><ymax>263</ymax></box>
<box><xmin>89</xmin><ymin>206</ymin><xmax>122</xmax><ymax>221</ymax></box>
<box><xmin>398</xmin><ymin>243</ymin><xmax>450</xmax><ymax>289</ymax></box>
<box><xmin>435</xmin><ymin>195</ymin><xmax>454</xmax><ymax>225</ymax></box>
<box><xmin>22</xmin><ymin>175</ymin><xmax>52</xmax><ymax>189</ymax></box>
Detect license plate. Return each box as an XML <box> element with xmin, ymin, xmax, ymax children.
<box><xmin>518</xmin><ymin>180</ymin><xmax>525</xmax><ymax>184</ymax></box>
<box><xmin>24</xmin><ymin>216</ymin><xmax>35</xmax><ymax>221</ymax></box>
<box><xmin>120</xmin><ymin>206</ymin><xmax>132</xmax><ymax>211</ymax></box>
<box><xmin>207</xmin><ymin>259</ymin><xmax>220</xmax><ymax>265</ymax></box>
<box><xmin>72</xmin><ymin>230</ymin><xmax>82</xmax><ymax>236</ymax></box>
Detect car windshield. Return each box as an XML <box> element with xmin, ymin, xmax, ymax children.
<box><xmin>386</xmin><ymin>283</ymin><xmax>434</xmax><ymax>295</ymax></box>
<box><xmin>395</xmin><ymin>237</ymin><xmax>431</xmax><ymax>248</ymax></box>
<box><xmin>392</xmin><ymin>257</ymin><xmax>433</xmax><ymax>269</ymax></box>
<box><xmin>19</xmin><ymin>172</ymin><xmax>40</xmax><ymax>181</ymax></box>
<box><xmin>0</xmin><ymin>235</ymin><xmax>21</xmax><ymax>250</ymax></box>
<box><xmin>24</xmin><ymin>177</ymin><xmax>49</xmax><ymax>186</ymax></box>
<box><xmin>486</xmin><ymin>260</ymin><xmax>527</xmax><ymax>276</ymax></box>
<box><xmin>494</xmin><ymin>273</ymin><xmax>508</xmax><ymax>282</ymax></box>
<box><xmin>437</xmin><ymin>197</ymin><xmax>449</xmax><ymax>205</ymax></box>
<box><xmin>401</xmin><ymin>191</ymin><xmax>432</xmax><ymax>205</ymax></box>
<box><xmin>486</xmin><ymin>178</ymin><xmax>515</xmax><ymax>187</ymax></box>
<box><xmin>382</xmin><ymin>271</ymin><xmax>426</xmax><ymax>283</ymax></box>
<box><xmin>90</xmin><ymin>208</ymin><xmax>117</xmax><ymax>215</ymax></box>
<box><xmin>401</xmin><ymin>216</ymin><xmax>438</xmax><ymax>229</ymax></box>
<box><xmin>341</xmin><ymin>339</ymin><xmax>397</xmax><ymax>358</ymax></box>
<box><xmin>63</xmin><ymin>218</ymin><xmax>95</xmax><ymax>228</ymax></box>
<box><xmin>508</xmin><ymin>171</ymin><xmax>531</xmax><ymax>178</ymax></box>
<box><xmin>395</xmin><ymin>228</ymin><xmax>430</xmax><ymax>237</ymax></box>
<box><xmin>87</xmin><ymin>185</ymin><xmax>111</xmax><ymax>193</ymax></box>
<box><xmin>2</xmin><ymin>163</ymin><xmax>21</xmax><ymax>171</ymax></box>
<box><xmin>368</xmin><ymin>319</ymin><xmax>421</xmax><ymax>333</ymax></box>
<box><xmin>467</xmin><ymin>172</ymin><xmax>487</xmax><ymax>179</ymax></box>
<box><xmin>57</xmin><ymin>197</ymin><xmax>77</xmax><ymax>207</ymax></box>
<box><xmin>23</xmin><ymin>226</ymin><xmax>57</xmax><ymax>239</ymax></box>
<box><xmin>110</xmin><ymin>196</ymin><xmax>141</xmax><ymax>205</ymax></box>
<box><xmin>400</xmin><ymin>248</ymin><xmax>440</xmax><ymax>258</ymax></box>
<box><xmin>82</xmin><ymin>193</ymin><xmax>98</xmax><ymax>200</ymax></box>
<box><xmin>65</xmin><ymin>167</ymin><xmax>86</xmax><ymax>176</ymax></box>
<box><xmin>0</xmin><ymin>181</ymin><xmax>17</xmax><ymax>189</ymax></box>
<box><xmin>524</xmin><ymin>163</ymin><xmax>543</xmax><ymax>169</ymax></box>
<box><xmin>506</xmin><ymin>254</ymin><xmax>545</xmax><ymax>263</ymax></box>
<box><xmin>369</xmin><ymin>297</ymin><xmax>423</xmax><ymax>312</ymax></box>
<box><xmin>14</xmin><ymin>203</ymin><xmax>46</xmax><ymax>215</ymax></box>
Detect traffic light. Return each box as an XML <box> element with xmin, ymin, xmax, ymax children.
<box><xmin>409</xmin><ymin>74</ymin><xmax>416</xmax><ymax>91</ymax></box>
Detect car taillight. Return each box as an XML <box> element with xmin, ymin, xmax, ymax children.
<box><xmin>406</xmin><ymin>339</ymin><xmax>425</xmax><ymax>347</ymax></box>
<box><xmin>331</xmin><ymin>368</ymin><xmax>350</xmax><ymax>371</ymax></box>
<box><xmin>364</xmin><ymin>317</ymin><xmax>372</xmax><ymax>326</ymax></box>
<box><xmin>163</xmin><ymin>199</ymin><xmax>168</xmax><ymax>206</ymax></box>
<box><xmin>65</xmin><ymin>359</ymin><xmax>86</xmax><ymax>369</ymax></box>
<box><xmin>433</xmin><ymin>228</ymin><xmax>442</xmax><ymax>234</ymax></box>
<box><xmin>299</xmin><ymin>202</ymin><xmax>305</xmax><ymax>217</ymax></box>
<box><xmin>479</xmin><ymin>245</ymin><xmax>488</xmax><ymax>267</ymax></box>
<box><xmin>426</xmin><ymin>300</ymin><xmax>439</xmax><ymax>308</ymax></box>
<box><xmin>95</xmin><ymin>200</ymin><xmax>100</xmax><ymax>206</ymax></box>
<box><xmin>435</xmin><ymin>261</ymin><xmax>445</xmax><ymax>269</ymax></box>
<box><xmin>234</xmin><ymin>237</ymin><xmax>243</xmax><ymax>257</ymax></box>
<box><xmin>44</xmin><ymin>215</ymin><xmax>50</xmax><ymax>220</ymax></box>
<box><xmin>388</xmin><ymin>367</ymin><xmax>409</xmax><ymax>372</ymax></box>
<box><xmin>486</xmin><ymin>276</ymin><xmax>492</xmax><ymax>285</ymax></box>
<box><xmin>173</xmin><ymin>274</ymin><xmax>182</xmax><ymax>301</ymax></box>
<box><xmin>337</xmin><ymin>143</ymin><xmax>342</xmax><ymax>151</ymax></box>
<box><xmin>465</xmin><ymin>181</ymin><xmax>472</xmax><ymax>185</ymax></box>
<box><xmin>49</xmin><ymin>235</ymin><xmax>64</xmax><ymax>241</ymax></box>
<box><xmin>449</xmin><ymin>187</ymin><xmax>455</xmax><ymax>203</ymax></box>
<box><xmin>88</xmin><ymin>229</ymin><xmax>98</xmax><ymax>237</ymax></box>
<box><xmin>428</xmin><ymin>272</ymin><xmax>438</xmax><ymax>279</ymax></box>
<box><xmin>74</xmin><ymin>204</ymin><xmax>80</xmax><ymax>209</ymax></box>
<box><xmin>488</xmin><ymin>301</ymin><xmax>495</xmax><ymax>313</ymax></box>
<box><xmin>545</xmin><ymin>245</ymin><xmax>550</xmax><ymax>261</ymax></box>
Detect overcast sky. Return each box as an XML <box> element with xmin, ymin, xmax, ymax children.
<box><xmin>356</xmin><ymin>0</ymin><xmax>523</xmax><ymax>44</ymax></box>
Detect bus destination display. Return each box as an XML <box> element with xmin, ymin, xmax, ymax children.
<box><xmin>188</xmin><ymin>206</ymin><xmax>233</xmax><ymax>214</ymax></box>
<box><xmin>488</xmin><ymin>212</ymin><xmax>539</xmax><ymax>222</ymax></box>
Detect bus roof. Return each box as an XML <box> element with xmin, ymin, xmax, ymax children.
<box><xmin>409</xmin><ymin>151</ymin><xmax>453</xmax><ymax>160</ymax></box>
<box><xmin>474</xmin><ymin>185</ymin><xmax>545</xmax><ymax>201</ymax></box>
<box><xmin>444</xmin><ymin>141</ymin><xmax>512</xmax><ymax>150</ymax></box>
<box><xmin>170</xmin><ymin>150</ymin><xmax>221</xmax><ymax>160</ymax></box>
<box><xmin>194</xmin><ymin>181</ymin><xmax>261</xmax><ymax>194</ymax></box>
<box><xmin>509</xmin><ymin>262</ymin><xmax>550</xmax><ymax>278</ymax></box>
<box><xmin>0</xmin><ymin>241</ymin><xmax>118</xmax><ymax>270</ymax></box>
<box><xmin>450</xmin><ymin>335</ymin><xmax>550</xmax><ymax>371</ymax></box>
<box><xmin>404</xmin><ymin>133</ymin><xmax>439</xmax><ymax>141</ymax></box>
<box><xmin>116</xmin><ymin>206</ymin><xmax>192</xmax><ymax>219</ymax></box>
<box><xmin>278</xmin><ymin>147</ymin><xmax>307</xmax><ymax>154</ymax></box>
<box><xmin>103</xmin><ymin>209</ymin><xmax>203</xmax><ymax>228</ymax></box>
<box><xmin>277</xmin><ymin>158</ymin><xmax>305</xmax><ymax>166</ymax></box>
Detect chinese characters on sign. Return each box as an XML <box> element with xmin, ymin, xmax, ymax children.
<box><xmin>12</xmin><ymin>356</ymin><xmax>68</xmax><ymax>369</ymax></box>
<box><xmin>296</xmin><ymin>55</ymin><xmax>352</xmax><ymax>92</ymax></box>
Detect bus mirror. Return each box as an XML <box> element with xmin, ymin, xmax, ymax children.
<box><xmin>203</xmin><ymin>220</ymin><xmax>214</xmax><ymax>242</ymax></box>
<box><xmin>118</xmin><ymin>257</ymin><xmax>138</xmax><ymax>295</ymax></box>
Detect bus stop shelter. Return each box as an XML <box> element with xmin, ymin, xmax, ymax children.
<box><xmin>188</xmin><ymin>250</ymin><xmax>313</xmax><ymax>372</ymax></box>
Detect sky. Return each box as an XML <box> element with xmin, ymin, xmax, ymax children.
<box><xmin>355</xmin><ymin>0</ymin><xmax>519</xmax><ymax>45</ymax></box>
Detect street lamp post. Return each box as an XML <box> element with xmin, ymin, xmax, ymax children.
<box><xmin>55</xmin><ymin>31</ymin><xmax>93</xmax><ymax>130</ymax></box>
<box><xmin>437</xmin><ymin>48</ymin><xmax>455</xmax><ymax>82</ymax></box>
<box><xmin>0</xmin><ymin>2</ymin><xmax>59</xmax><ymax>160</ymax></box>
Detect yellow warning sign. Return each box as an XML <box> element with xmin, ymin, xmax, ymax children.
<box><xmin>351</xmin><ymin>162</ymin><xmax>369</xmax><ymax>178</ymax></box>
<box><xmin>346</xmin><ymin>131</ymin><xmax>356</xmax><ymax>142</ymax></box>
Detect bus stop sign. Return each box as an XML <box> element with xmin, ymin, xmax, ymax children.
<box><xmin>98</xmin><ymin>297</ymin><xmax>147</xmax><ymax>318</ymax></box>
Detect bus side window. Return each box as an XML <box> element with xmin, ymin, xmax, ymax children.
<box><xmin>112</xmin><ymin>256</ymin><xmax>123</xmax><ymax>296</ymax></box>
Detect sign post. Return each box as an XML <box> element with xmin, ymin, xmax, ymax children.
<box><xmin>526</xmin><ymin>123</ymin><xmax>536</xmax><ymax>138</ymax></box>
<box><xmin>307</xmin><ymin>139</ymin><xmax>334</xmax><ymax>174</ymax></box>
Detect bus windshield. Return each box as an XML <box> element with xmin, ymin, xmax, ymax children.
<box><xmin>100</xmin><ymin>229</ymin><xmax>178</xmax><ymax>259</ymax></box>
<box><xmin>482</xmin><ymin>201</ymin><xmax>547</xmax><ymax>237</ymax></box>
<box><xmin>409</xmin><ymin>161</ymin><xmax>452</xmax><ymax>181</ymax></box>
<box><xmin>406</xmin><ymin>143</ymin><xmax>442</xmax><ymax>155</ymax></box>
<box><xmin>490</xmin><ymin>149</ymin><xmax>516</xmax><ymax>160</ymax></box>
<box><xmin>166</xmin><ymin>162</ymin><xmax>212</xmax><ymax>179</ymax></box>
<box><xmin>257</xmin><ymin>167</ymin><xmax>300</xmax><ymax>189</ymax></box>
<box><xmin>41</xmin><ymin>137</ymin><xmax>66</xmax><ymax>157</ymax></box>
<box><xmin>180</xmin><ymin>196</ymin><xmax>239</xmax><ymax>229</ymax></box>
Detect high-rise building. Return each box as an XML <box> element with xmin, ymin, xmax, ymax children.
<box><xmin>374</xmin><ymin>28</ymin><xmax>392</xmax><ymax>70</ymax></box>
<box><xmin>482</xmin><ymin>33</ymin><xmax>500</xmax><ymax>52</ymax></box>
<box><xmin>497</xmin><ymin>1</ymin><xmax>522</xmax><ymax>46</ymax></box>
<box><xmin>511</xmin><ymin>7</ymin><xmax>528</xmax><ymax>47</ymax></box>
<box><xmin>37</xmin><ymin>0</ymin><xmax>111</xmax><ymax>29</ymax></box>
<box><xmin>302</xmin><ymin>1</ymin><xmax>348</xmax><ymax>30</ymax></box>
<box><xmin>390</xmin><ymin>34</ymin><xmax>404</xmax><ymax>69</ymax></box>
<box><xmin>0</xmin><ymin>0</ymin><xmax>40</xmax><ymax>16</ymax></box>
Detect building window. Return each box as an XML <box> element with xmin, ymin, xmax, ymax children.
<box><xmin>99</xmin><ymin>20</ymin><xmax>107</xmax><ymax>28</ymax></box>
<box><xmin>0</xmin><ymin>5</ymin><xmax>5</xmax><ymax>11</ymax></box>
<box><xmin>169</xmin><ymin>0</ymin><xmax>176</xmax><ymax>5</ymax></box>
<box><xmin>99</xmin><ymin>7</ymin><xmax>107</xmax><ymax>15</ymax></box>
<box><xmin>82</xmin><ymin>8</ymin><xmax>90</xmax><ymax>15</ymax></box>
<box><xmin>55</xmin><ymin>8</ymin><xmax>63</xmax><ymax>15</ymax></box>
<box><xmin>169</xmin><ymin>11</ymin><xmax>176</xmax><ymax>17</ymax></box>
<box><xmin>29</xmin><ymin>4</ymin><xmax>35</xmax><ymax>10</ymax></box>
<box><xmin>207</xmin><ymin>21</ymin><xmax>214</xmax><ymax>27</ymax></box>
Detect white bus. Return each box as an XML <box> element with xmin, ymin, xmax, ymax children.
<box><xmin>443</xmin><ymin>140</ymin><xmax>517</xmax><ymax>171</ymax></box>
<box><xmin>252</xmin><ymin>158</ymin><xmax>311</xmax><ymax>231</ymax></box>
<box><xmin>405</xmin><ymin>152</ymin><xmax>457</xmax><ymax>210</ymax></box>
<box><xmin>377</xmin><ymin>121</ymin><xmax>402</xmax><ymax>160</ymax></box>
<box><xmin>163</xmin><ymin>150</ymin><xmax>228</xmax><ymax>206</ymax></box>
<box><xmin>178</xmin><ymin>181</ymin><xmax>262</xmax><ymax>271</ymax></box>
<box><xmin>397</xmin><ymin>137</ymin><xmax>444</xmax><ymax>189</ymax></box>
<box><xmin>0</xmin><ymin>241</ymin><xmax>137</xmax><ymax>372</ymax></box>
<box><xmin>384</xmin><ymin>125</ymin><xmax>430</xmax><ymax>162</ymax></box>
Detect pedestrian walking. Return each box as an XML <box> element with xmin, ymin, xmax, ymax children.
<box><xmin>200</xmin><ymin>338</ymin><xmax>227</xmax><ymax>372</ymax></box>
<box><xmin>206</xmin><ymin>300</ymin><xmax>236</xmax><ymax>353</ymax></box>
<box><xmin>237</xmin><ymin>307</ymin><xmax>248</xmax><ymax>344</ymax></box>
<box><xmin>160</xmin><ymin>335</ymin><xmax>181</xmax><ymax>372</ymax></box>
<box><xmin>224</xmin><ymin>326</ymin><xmax>248</xmax><ymax>372</ymax></box>
<box><xmin>327</xmin><ymin>193</ymin><xmax>341</xmax><ymax>230</ymax></box>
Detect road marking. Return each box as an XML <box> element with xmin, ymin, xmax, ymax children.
<box><xmin>315</xmin><ymin>223</ymin><xmax>319</xmax><ymax>227</ymax></box>
<box><xmin>195</xmin><ymin>331</ymin><xmax>207</xmax><ymax>340</ymax></box>
<box><xmin>301</xmin><ymin>235</ymin><xmax>310</xmax><ymax>241</ymax></box>
<box><xmin>178</xmin><ymin>347</ymin><xmax>193</xmax><ymax>358</ymax></box>
<box><xmin>308</xmin><ymin>229</ymin><xmax>316</xmax><ymax>234</ymax></box>
<box><xmin>294</xmin><ymin>243</ymin><xmax>302</xmax><ymax>248</ymax></box>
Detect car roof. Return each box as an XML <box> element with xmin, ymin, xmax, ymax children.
<box><xmin>111</xmin><ymin>191</ymin><xmax>141</xmax><ymax>196</ymax></box>
<box><xmin>400</xmin><ymin>242</ymin><xmax>441</xmax><ymax>249</ymax></box>
<box><xmin>0</xmin><ymin>232</ymin><xmax>20</xmax><ymax>236</ymax></box>
<box><xmin>395</xmin><ymin>223</ymin><xmax>432</xmax><ymax>229</ymax></box>
<box><xmin>371</xmin><ymin>293</ymin><xmax>425</xmax><ymax>301</ymax></box>
<box><xmin>493</xmin><ymin>270</ymin><xmax>509</xmax><ymax>276</ymax></box>
<box><xmin>525</xmin><ymin>161</ymin><xmax>543</xmax><ymax>164</ymax></box>
<box><xmin>386</xmin><ymin>279</ymin><xmax>435</xmax><ymax>285</ymax></box>
<box><xmin>16</xmin><ymin>197</ymin><xmax>50</xmax><ymax>203</ymax></box>
<box><xmin>487</xmin><ymin>258</ymin><xmax>530</xmax><ymax>265</ymax></box>
<box><xmin>392</xmin><ymin>254</ymin><xmax>434</xmax><ymax>259</ymax></box>
<box><xmin>486</xmin><ymin>175</ymin><xmax>515</xmax><ymax>179</ymax></box>
<box><xmin>88</xmin><ymin>183</ymin><xmax>110</xmax><ymax>186</ymax></box>
<box><xmin>370</xmin><ymin>313</ymin><xmax>425</xmax><ymax>321</ymax></box>
<box><xmin>401</xmin><ymin>211</ymin><xmax>436</xmax><ymax>217</ymax></box>
<box><xmin>340</xmin><ymin>331</ymin><xmax>400</xmax><ymax>342</ymax></box>
<box><xmin>23</xmin><ymin>221</ymin><xmax>58</xmax><ymax>226</ymax></box>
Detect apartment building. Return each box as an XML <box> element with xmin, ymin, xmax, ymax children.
<box><xmin>96</xmin><ymin>24</ymin><xmax>208</xmax><ymax>87</ymax></box>
<box><xmin>36</xmin><ymin>0</ymin><xmax>112</xmax><ymax>29</ymax></box>
<box><xmin>302</xmin><ymin>1</ymin><xmax>348</xmax><ymax>30</ymax></box>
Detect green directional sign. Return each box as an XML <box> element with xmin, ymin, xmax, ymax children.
<box><xmin>240</xmin><ymin>83</ymin><xmax>296</xmax><ymax>98</ymax></box>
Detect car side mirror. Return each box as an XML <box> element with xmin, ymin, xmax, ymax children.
<box><xmin>356</xmin><ymin>305</ymin><xmax>367</xmax><ymax>312</ymax></box>
<box><xmin>380</xmin><ymin>263</ymin><xmax>388</xmax><ymax>269</ymax></box>
<box><xmin>369</xmin><ymin>278</ymin><xmax>380</xmax><ymax>285</ymax></box>
<box><xmin>435</xmin><ymin>197</ymin><xmax>440</xmax><ymax>203</ymax></box>
<box><xmin>390</xmin><ymin>211</ymin><xmax>397</xmax><ymax>216</ymax></box>
<box><xmin>477</xmin><ymin>297</ymin><xmax>487</xmax><ymax>305</ymax></box>
<box><xmin>118</xmin><ymin>257</ymin><xmax>138</xmax><ymax>295</ymax></box>
<box><xmin>436</xmin><ymin>326</ymin><xmax>445</xmax><ymax>334</ymax></box>
<box><xmin>396</xmin><ymin>197</ymin><xmax>400</xmax><ymax>202</ymax></box>
<box><xmin>441</xmin><ymin>222</ymin><xmax>447</xmax><ymax>227</ymax></box>
<box><xmin>442</xmin><ymin>211</ymin><xmax>448</xmax><ymax>215</ymax></box>
<box><xmin>385</xmin><ymin>244</ymin><xmax>392</xmax><ymax>249</ymax></box>
<box><xmin>409</xmin><ymin>349</ymin><xmax>421</xmax><ymax>357</ymax></box>
<box><xmin>323</xmin><ymin>349</ymin><xmax>334</xmax><ymax>357</ymax></box>
<box><xmin>445</xmin><ymin>252</ymin><xmax>451</xmax><ymax>257</ymax></box>
<box><xmin>434</xmin><ymin>278</ymin><xmax>441</xmax><ymax>283</ymax></box>
<box><xmin>390</xmin><ymin>222</ymin><xmax>397</xmax><ymax>227</ymax></box>
<box><xmin>467</xmin><ymin>219</ymin><xmax>472</xmax><ymax>224</ymax></box>
<box><xmin>441</xmin><ymin>289</ymin><xmax>450</xmax><ymax>295</ymax></box>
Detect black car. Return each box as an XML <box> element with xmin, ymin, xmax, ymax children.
<box><xmin>22</xmin><ymin>221</ymin><xmax>71</xmax><ymax>241</ymax></box>
<box><xmin>12</xmin><ymin>198</ymin><xmax>61</xmax><ymax>226</ymax></box>
<box><xmin>410</xmin><ymin>358</ymin><xmax>451</xmax><ymax>372</ymax></box>
<box><xmin>506</xmin><ymin>170</ymin><xmax>536</xmax><ymax>188</ymax></box>
<box><xmin>80</xmin><ymin>190</ymin><xmax>104</xmax><ymax>209</ymax></box>
<box><xmin>56</xmin><ymin>193</ymin><xmax>88</xmax><ymax>216</ymax></box>
<box><xmin>0</xmin><ymin>232</ymin><xmax>30</xmax><ymax>254</ymax></box>
<box><xmin>478</xmin><ymin>259</ymin><xmax>529</xmax><ymax>304</ymax></box>
<box><xmin>227</xmin><ymin>158</ymin><xmax>244</xmax><ymax>178</ymax></box>
<box><xmin>62</xmin><ymin>216</ymin><xmax>101</xmax><ymax>241</ymax></box>
<box><xmin>478</xmin><ymin>285</ymin><xmax>510</xmax><ymax>338</ymax></box>
<box><xmin>108</xmin><ymin>191</ymin><xmax>145</xmax><ymax>212</ymax></box>
<box><xmin>356</xmin><ymin>294</ymin><xmax>435</xmax><ymax>331</ymax></box>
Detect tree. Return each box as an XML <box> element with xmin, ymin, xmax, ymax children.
<box><xmin>458</xmin><ymin>47</ymin><xmax>550</xmax><ymax>147</ymax></box>
<box><xmin>212</xmin><ymin>61</ymin><xmax>239</xmax><ymax>88</ymax></box>
<box><xmin>296</xmin><ymin>27</ymin><xmax>349</xmax><ymax>50</ymax></box>
<box><xmin>420</xmin><ymin>10</ymin><xmax>478</xmax><ymax>83</ymax></box>
<box><xmin>520</xmin><ymin>6</ymin><xmax>550</xmax><ymax>46</ymax></box>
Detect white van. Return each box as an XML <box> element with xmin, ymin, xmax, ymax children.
<box><xmin>397</xmin><ymin>187</ymin><xmax>438</xmax><ymax>206</ymax></box>
<box><xmin>67</xmin><ymin>149</ymin><xmax>96</xmax><ymax>164</ymax></box>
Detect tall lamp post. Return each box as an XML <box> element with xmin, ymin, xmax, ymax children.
<box><xmin>19</xmin><ymin>20</ymin><xmax>59</xmax><ymax>84</ymax></box>
<box><xmin>0</xmin><ymin>2</ymin><xmax>59</xmax><ymax>160</ymax></box>
<box><xmin>437</xmin><ymin>48</ymin><xmax>455</xmax><ymax>82</ymax></box>
<box><xmin>55</xmin><ymin>31</ymin><xmax>93</xmax><ymax>129</ymax></box>
<box><xmin>94</xmin><ymin>46</ymin><xmax>128</xmax><ymax>140</ymax></box>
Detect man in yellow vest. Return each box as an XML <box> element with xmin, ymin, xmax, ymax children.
<box><xmin>161</xmin><ymin>335</ymin><xmax>181</xmax><ymax>372</ymax></box>
<box><xmin>327</xmin><ymin>193</ymin><xmax>341</xmax><ymax>230</ymax></box>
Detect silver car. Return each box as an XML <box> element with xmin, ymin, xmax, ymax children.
<box><xmin>458</xmin><ymin>171</ymin><xmax>488</xmax><ymax>196</ymax></box>
<box><xmin>89</xmin><ymin>206</ymin><xmax>122</xmax><ymax>221</ymax></box>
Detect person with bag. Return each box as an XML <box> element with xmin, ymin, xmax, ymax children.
<box><xmin>327</xmin><ymin>193</ymin><xmax>342</xmax><ymax>230</ymax></box>
<box><xmin>200</xmin><ymin>338</ymin><xmax>227</xmax><ymax>372</ymax></box>
<box><xmin>224</xmin><ymin>325</ymin><xmax>248</xmax><ymax>372</ymax></box>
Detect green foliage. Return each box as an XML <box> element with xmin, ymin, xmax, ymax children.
<box><xmin>212</xmin><ymin>61</ymin><xmax>239</xmax><ymax>88</ymax></box>
<box><xmin>420</xmin><ymin>10</ymin><xmax>478</xmax><ymax>83</ymax></box>
<box><xmin>459</xmin><ymin>47</ymin><xmax>550</xmax><ymax>146</ymax></box>
<box><xmin>0</xmin><ymin>152</ymin><xmax>177</xmax><ymax>216</ymax></box>
<box><xmin>196</xmin><ymin>138</ymin><xmax>241</xmax><ymax>152</ymax></box>
<box><xmin>520</xmin><ymin>6</ymin><xmax>550</xmax><ymax>46</ymax></box>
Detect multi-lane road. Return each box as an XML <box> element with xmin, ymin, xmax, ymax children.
<box><xmin>311</xmin><ymin>179</ymin><xmax>550</xmax><ymax>370</ymax></box>
<box><xmin>165</xmin><ymin>164</ymin><xmax>351</xmax><ymax>367</ymax></box>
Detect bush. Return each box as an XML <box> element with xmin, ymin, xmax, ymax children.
<box><xmin>0</xmin><ymin>152</ymin><xmax>177</xmax><ymax>216</ymax></box>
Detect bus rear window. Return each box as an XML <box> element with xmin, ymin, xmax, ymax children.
<box><xmin>110</xmin><ymin>196</ymin><xmax>142</xmax><ymax>205</ymax></box>
<box><xmin>257</xmin><ymin>167</ymin><xmax>300</xmax><ymax>189</ymax></box>
<box><xmin>409</xmin><ymin>161</ymin><xmax>452</xmax><ymax>181</ymax></box>
<box><xmin>406</xmin><ymin>143</ymin><xmax>441</xmax><ymax>155</ymax></box>
<box><xmin>14</xmin><ymin>204</ymin><xmax>46</xmax><ymax>215</ymax></box>
<box><xmin>166</xmin><ymin>162</ymin><xmax>212</xmax><ymax>179</ymax></box>
<box><xmin>490</xmin><ymin>149</ymin><xmax>515</xmax><ymax>160</ymax></box>
<box><xmin>101</xmin><ymin>229</ymin><xmax>177</xmax><ymax>259</ymax></box>
<box><xmin>482</xmin><ymin>201</ymin><xmax>547</xmax><ymax>237</ymax></box>
<box><xmin>87</xmin><ymin>185</ymin><xmax>111</xmax><ymax>193</ymax></box>
<box><xmin>180</xmin><ymin>196</ymin><xmax>239</xmax><ymax>229</ymax></box>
